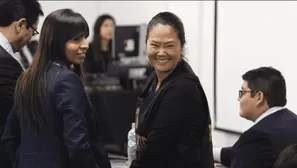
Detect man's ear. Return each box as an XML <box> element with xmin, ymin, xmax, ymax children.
<box><xmin>255</xmin><ymin>91</ymin><xmax>265</xmax><ymax>106</ymax></box>
<box><xmin>15</xmin><ymin>18</ymin><xmax>27</xmax><ymax>33</ymax></box>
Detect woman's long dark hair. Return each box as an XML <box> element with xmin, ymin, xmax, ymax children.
<box><xmin>91</xmin><ymin>14</ymin><xmax>115</xmax><ymax>70</ymax></box>
<box><xmin>14</xmin><ymin>9</ymin><xmax>89</xmax><ymax>134</ymax></box>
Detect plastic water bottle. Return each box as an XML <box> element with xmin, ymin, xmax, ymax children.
<box><xmin>127</xmin><ymin>122</ymin><xmax>136</xmax><ymax>165</ymax></box>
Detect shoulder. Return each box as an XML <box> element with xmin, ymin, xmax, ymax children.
<box><xmin>57</xmin><ymin>69</ymin><xmax>81</xmax><ymax>84</ymax></box>
<box><xmin>0</xmin><ymin>56</ymin><xmax>21</xmax><ymax>67</ymax></box>
<box><xmin>0</xmin><ymin>46</ymin><xmax>10</xmax><ymax>58</ymax></box>
<box><xmin>274</xmin><ymin>108</ymin><xmax>297</xmax><ymax>120</ymax></box>
<box><xmin>167</xmin><ymin>75</ymin><xmax>201</xmax><ymax>97</ymax></box>
<box><xmin>0</xmin><ymin>57</ymin><xmax>23</xmax><ymax>76</ymax></box>
<box><xmin>252</xmin><ymin>109</ymin><xmax>297</xmax><ymax>132</ymax></box>
<box><xmin>48</xmin><ymin>65</ymin><xmax>82</xmax><ymax>88</ymax></box>
<box><xmin>155</xmin><ymin>77</ymin><xmax>201</xmax><ymax>108</ymax></box>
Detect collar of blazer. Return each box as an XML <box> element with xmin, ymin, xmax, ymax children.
<box><xmin>254</xmin><ymin>106</ymin><xmax>284</xmax><ymax>124</ymax></box>
<box><xmin>52</xmin><ymin>61</ymin><xmax>74</xmax><ymax>71</ymax></box>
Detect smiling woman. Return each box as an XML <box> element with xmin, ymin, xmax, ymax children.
<box><xmin>1</xmin><ymin>9</ymin><xmax>111</xmax><ymax>168</ymax></box>
<box><xmin>131</xmin><ymin>12</ymin><xmax>214</xmax><ymax>168</ymax></box>
<box><xmin>65</xmin><ymin>37</ymin><xmax>89</xmax><ymax>65</ymax></box>
<box><xmin>147</xmin><ymin>24</ymin><xmax>181</xmax><ymax>74</ymax></box>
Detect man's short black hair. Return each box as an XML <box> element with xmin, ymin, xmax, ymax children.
<box><xmin>0</xmin><ymin>0</ymin><xmax>43</xmax><ymax>27</ymax></box>
<box><xmin>242</xmin><ymin>66</ymin><xmax>287</xmax><ymax>107</ymax></box>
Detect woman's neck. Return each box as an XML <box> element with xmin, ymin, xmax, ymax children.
<box><xmin>155</xmin><ymin>71</ymin><xmax>171</xmax><ymax>91</ymax></box>
<box><xmin>101</xmin><ymin>39</ymin><xmax>109</xmax><ymax>52</ymax></box>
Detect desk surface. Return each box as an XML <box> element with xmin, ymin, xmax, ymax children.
<box><xmin>110</xmin><ymin>160</ymin><xmax>227</xmax><ymax>168</ymax></box>
<box><xmin>111</xmin><ymin>160</ymin><xmax>127</xmax><ymax>168</ymax></box>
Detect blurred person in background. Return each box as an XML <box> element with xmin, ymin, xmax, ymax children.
<box><xmin>84</xmin><ymin>14</ymin><xmax>116</xmax><ymax>74</ymax></box>
<box><xmin>0</xmin><ymin>0</ymin><xmax>43</xmax><ymax>167</ymax></box>
<box><xmin>1</xmin><ymin>9</ymin><xmax>111</xmax><ymax>168</ymax></box>
<box><xmin>131</xmin><ymin>12</ymin><xmax>214</xmax><ymax>168</ymax></box>
<box><xmin>83</xmin><ymin>14</ymin><xmax>117</xmax><ymax>153</ymax></box>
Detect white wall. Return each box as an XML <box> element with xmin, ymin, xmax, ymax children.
<box><xmin>165</xmin><ymin>1</ymin><xmax>202</xmax><ymax>75</ymax></box>
<box><xmin>95</xmin><ymin>1</ymin><xmax>167</xmax><ymax>25</ymax></box>
<box><xmin>38</xmin><ymin>1</ymin><xmax>239</xmax><ymax>147</ymax></box>
<box><xmin>213</xmin><ymin>1</ymin><xmax>297</xmax><ymax>134</ymax></box>
<box><xmin>197</xmin><ymin>1</ymin><xmax>240</xmax><ymax>147</ymax></box>
<box><xmin>38</xmin><ymin>1</ymin><xmax>101</xmax><ymax>40</ymax></box>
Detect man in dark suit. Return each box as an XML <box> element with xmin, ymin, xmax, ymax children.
<box><xmin>0</xmin><ymin>0</ymin><xmax>43</xmax><ymax>167</ymax></box>
<box><xmin>213</xmin><ymin>67</ymin><xmax>297</xmax><ymax>168</ymax></box>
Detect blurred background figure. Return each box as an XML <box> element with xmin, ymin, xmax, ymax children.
<box><xmin>84</xmin><ymin>14</ymin><xmax>116</xmax><ymax>74</ymax></box>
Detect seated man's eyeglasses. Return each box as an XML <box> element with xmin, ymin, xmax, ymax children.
<box><xmin>239</xmin><ymin>90</ymin><xmax>258</xmax><ymax>99</ymax></box>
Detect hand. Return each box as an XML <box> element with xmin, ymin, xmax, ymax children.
<box><xmin>136</xmin><ymin>134</ymin><xmax>147</xmax><ymax>150</ymax></box>
<box><xmin>214</xmin><ymin>162</ymin><xmax>222</xmax><ymax>166</ymax></box>
<box><xmin>214</xmin><ymin>162</ymin><xmax>223</xmax><ymax>168</ymax></box>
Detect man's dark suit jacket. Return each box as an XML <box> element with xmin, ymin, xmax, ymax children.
<box><xmin>221</xmin><ymin>108</ymin><xmax>297</xmax><ymax>168</ymax></box>
<box><xmin>1</xmin><ymin>63</ymin><xmax>111</xmax><ymax>168</ymax></box>
<box><xmin>0</xmin><ymin>45</ymin><xmax>23</xmax><ymax>168</ymax></box>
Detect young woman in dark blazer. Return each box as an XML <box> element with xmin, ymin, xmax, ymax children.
<box><xmin>1</xmin><ymin>9</ymin><xmax>111</xmax><ymax>168</ymax></box>
<box><xmin>130</xmin><ymin>12</ymin><xmax>214</xmax><ymax>168</ymax></box>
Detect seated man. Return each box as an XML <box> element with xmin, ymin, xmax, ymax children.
<box><xmin>213</xmin><ymin>67</ymin><xmax>297</xmax><ymax>168</ymax></box>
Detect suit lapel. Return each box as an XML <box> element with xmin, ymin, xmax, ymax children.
<box><xmin>0</xmin><ymin>46</ymin><xmax>24</xmax><ymax>71</ymax></box>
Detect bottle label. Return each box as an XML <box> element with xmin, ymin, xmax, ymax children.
<box><xmin>128</xmin><ymin>138</ymin><xmax>136</xmax><ymax>149</ymax></box>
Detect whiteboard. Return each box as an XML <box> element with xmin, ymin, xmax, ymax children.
<box><xmin>215</xmin><ymin>1</ymin><xmax>297</xmax><ymax>133</ymax></box>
